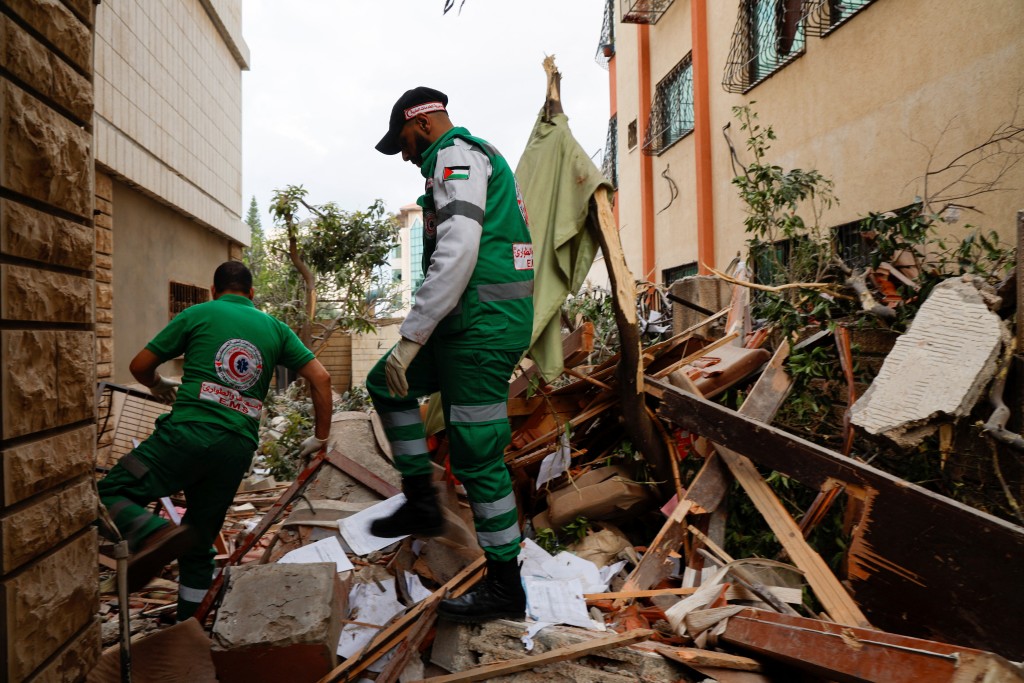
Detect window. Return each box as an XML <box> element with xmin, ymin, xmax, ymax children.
<box><xmin>601</xmin><ymin>114</ymin><xmax>619</xmax><ymax>189</ymax></box>
<box><xmin>663</xmin><ymin>262</ymin><xmax>698</xmax><ymax>286</ymax></box>
<box><xmin>169</xmin><ymin>281</ymin><xmax>209</xmax><ymax>319</ymax></box>
<box><xmin>390</xmin><ymin>242</ymin><xmax>402</xmax><ymax>259</ymax></box>
<box><xmin>805</xmin><ymin>0</ymin><xmax>877</xmax><ymax>36</ymax></box>
<box><xmin>627</xmin><ymin>119</ymin><xmax>638</xmax><ymax>150</ymax></box>
<box><xmin>643</xmin><ymin>54</ymin><xmax>694</xmax><ymax>155</ymax></box>
<box><xmin>723</xmin><ymin>0</ymin><xmax>806</xmax><ymax>93</ymax></box>
<box><xmin>833</xmin><ymin>219</ymin><xmax>870</xmax><ymax>270</ymax></box>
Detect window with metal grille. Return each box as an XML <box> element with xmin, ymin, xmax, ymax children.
<box><xmin>805</xmin><ymin>0</ymin><xmax>877</xmax><ymax>37</ymax></box>
<box><xmin>602</xmin><ymin>114</ymin><xmax>619</xmax><ymax>189</ymax></box>
<box><xmin>723</xmin><ymin>0</ymin><xmax>807</xmax><ymax>93</ymax></box>
<box><xmin>169</xmin><ymin>281</ymin><xmax>210</xmax><ymax>319</ymax></box>
<box><xmin>663</xmin><ymin>262</ymin><xmax>698</xmax><ymax>286</ymax></box>
<box><xmin>596</xmin><ymin>0</ymin><xmax>616</xmax><ymax>67</ymax></box>
<box><xmin>643</xmin><ymin>54</ymin><xmax>694</xmax><ymax>156</ymax></box>
<box><xmin>833</xmin><ymin>219</ymin><xmax>870</xmax><ymax>270</ymax></box>
<box><xmin>627</xmin><ymin>119</ymin><xmax>638</xmax><ymax>150</ymax></box>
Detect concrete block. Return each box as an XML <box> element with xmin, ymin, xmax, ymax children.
<box><xmin>0</xmin><ymin>14</ymin><xmax>92</xmax><ymax>123</ymax></box>
<box><xmin>446</xmin><ymin>620</ymin><xmax>683</xmax><ymax>683</ymax></box>
<box><xmin>1</xmin><ymin>424</ymin><xmax>95</xmax><ymax>505</ymax></box>
<box><xmin>2</xmin><ymin>0</ymin><xmax>92</xmax><ymax>72</ymax></box>
<box><xmin>0</xmin><ymin>198</ymin><xmax>94</xmax><ymax>270</ymax></box>
<box><xmin>1</xmin><ymin>529</ymin><xmax>98</xmax><ymax>682</ymax></box>
<box><xmin>29</xmin><ymin>618</ymin><xmax>101</xmax><ymax>683</ymax></box>
<box><xmin>1</xmin><ymin>82</ymin><xmax>94</xmax><ymax>219</ymax></box>
<box><xmin>1</xmin><ymin>264</ymin><xmax>92</xmax><ymax>323</ymax></box>
<box><xmin>306</xmin><ymin>412</ymin><xmax>400</xmax><ymax>502</ymax></box>
<box><xmin>851</xmin><ymin>276</ymin><xmax>1006</xmax><ymax>447</ymax></box>
<box><xmin>211</xmin><ymin>562</ymin><xmax>346</xmax><ymax>683</ymax></box>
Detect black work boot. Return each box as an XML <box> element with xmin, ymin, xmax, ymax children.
<box><xmin>437</xmin><ymin>557</ymin><xmax>526</xmax><ymax>623</ymax></box>
<box><xmin>369</xmin><ymin>474</ymin><xmax>444</xmax><ymax>537</ymax></box>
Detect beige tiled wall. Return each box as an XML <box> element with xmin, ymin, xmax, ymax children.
<box><xmin>94</xmin><ymin>0</ymin><xmax>249</xmax><ymax>244</ymax></box>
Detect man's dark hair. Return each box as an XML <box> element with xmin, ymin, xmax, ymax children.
<box><xmin>213</xmin><ymin>261</ymin><xmax>252</xmax><ymax>293</ymax></box>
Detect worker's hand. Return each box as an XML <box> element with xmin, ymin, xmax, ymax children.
<box><xmin>385</xmin><ymin>338</ymin><xmax>422</xmax><ymax>398</ymax></box>
<box><xmin>147</xmin><ymin>375</ymin><xmax>180</xmax><ymax>404</ymax></box>
<box><xmin>297</xmin><ymin>435</ymin><xmax>328</xmax><ymax>461</ymax></box>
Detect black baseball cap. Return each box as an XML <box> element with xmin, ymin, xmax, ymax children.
<box><xmin>375</xmin><ymin>87</ymin><xmax>449</xmax><ymax>155</ymax></box>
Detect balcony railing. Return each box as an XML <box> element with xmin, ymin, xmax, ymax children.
<box><xmin>621</xmin><ymin>0</ymin><xmax>675</xmax><ymax>25</ymax></box>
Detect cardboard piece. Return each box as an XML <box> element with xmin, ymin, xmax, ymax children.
<box><xmin>544</xmin><ymin>465</ymin><xmax>652</xmax><ymax>528</ymax></box>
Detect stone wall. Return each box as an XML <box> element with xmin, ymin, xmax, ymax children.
<box><xmin>350</xmin><ymin>321</ymin><xmax>403</xmax><ymax>387</ymax></box>
<box><xmin>0</xmin><ymin>0</ymin><xmax>101</xmax><ymax>679</ymax></box>
<box><xmin>316</xmin><ymin>330</ymin><xmax>352</xmax><ymax>392</ymax></box>
<box><xmin>95</xmin><ymin>172</ymin><xmax>113</xmax><ymax>382</ymax></box>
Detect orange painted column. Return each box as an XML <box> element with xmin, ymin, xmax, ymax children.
<box><xmin>637</xmin><ymin>23</ymin><xmax>656</xmax><ymax>282</ymax></box>
<box><xmin>691</xmin><ymin>0</ymin><xmax>716</xmax><ymax>273</ymax></box>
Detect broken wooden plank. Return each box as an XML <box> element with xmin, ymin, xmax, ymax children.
<box><xmin>651</xmin><ymin>376</ymin><xmax>1024</xmax><ymax>659</ymax></box>
<box><xmin>327</xmin><ymin>450</ymin><xmax>400</xmax><ymax>499</ymax></box>
<box><xmin>719</xmin><ymin>608</ymin><xmax>1024</xmax><ymax>683</ymax></box>
<box><xmin>585</xmin><ymin>587</ymin><xmax>699</xmax><ymax>601</ymax></box>
<box><xmin>509</xmin><ymin>322</ymin><xmax>595</xmax><ymax>397</ymax></box>
<box><xmin>414</xmin><ymin>629</ymin><xmax>654</xmax><ymax>682</ymax></box>
<box><xmin>373</xmin><ymin>598</ymin><xmax>440</xmax><ymax>683</ymax></box>
<box><xmin>505</xmin><ymin>397</ymin><xmax>617</xmax><ymax>462</ymax></box>
<box><xmin>319</xmin><ymin>556</ymin><xmax>486</xmax><ymax>683</ymax></box>
<box><xmin>656</xmin><ymin>646</ymin><xmax>763</xmax><ymax>672</ymax></box>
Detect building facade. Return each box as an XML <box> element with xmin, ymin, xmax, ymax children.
<box><xmin>94</xmin><ymin>0</ymin><xmax>250</xmax><ymax>384</ymax></box>
<box><xmin>602</xmin><ymin>0</ymin><xmax>1024</xmax><ymax>285</ymax></box>
<box><xmin>390</xmin><ymin>202</ymin><xmax>424</xmax><ymax>314</ymax></box>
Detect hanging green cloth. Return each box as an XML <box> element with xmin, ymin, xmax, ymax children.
<box><xmin>515</xmin><ymin>112</ymin><xmax>613</xmax><ymax>381</ymax></box>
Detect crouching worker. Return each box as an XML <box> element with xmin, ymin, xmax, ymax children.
<box><xmin>367</xmin><ymin>87</ymin><xmax>534</xmax><ymax>623</ymax></box>
<box><xmin>97</xmin><ymin>261</ymin><xmax>332</xmax><ymax>620</ymax></box>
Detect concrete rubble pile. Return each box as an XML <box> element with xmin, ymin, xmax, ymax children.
<box><xmin>91</xmin><ymin>271</ymin><xmax>1024</xmax><ymax>683</ymax></box>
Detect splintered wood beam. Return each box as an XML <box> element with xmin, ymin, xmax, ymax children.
<box><xmin>720</xmin><ymin>608</ymin><xmax>1022</xmax><ymax>683</ymax></box>
<box><xmin>651</xmin><ymin>375</ymin><xmax>1024</xmax><ymax>660</ymax></box>
<box><xmin>656</xmin><ymin>646</ymin><xmax>764</xmax><ymax>672</ymax></box>
<box><xmin>589</xmin><ymin>189</ymin><xmax>673</xmax><ymax>496</ymax></box>
<box><xmin>414</xmin><ymin>629</ymin><xmax>654</xmax><ymax>683</ymax></box>
<box><xmin>319</xmin><ymin>556</ymin><xmax>486</xmax><ymax>683</ymax></box>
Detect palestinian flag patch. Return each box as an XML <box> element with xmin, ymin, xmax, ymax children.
<box><xmin>443</xmin><ymin>166</ymin><xmax>470</xmax><ymax>181</ymax></box>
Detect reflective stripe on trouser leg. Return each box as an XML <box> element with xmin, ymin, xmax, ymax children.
<box><xmin>176</xmin><ymin>583</ymin><xmax>209</xmax><ymax>621</ymax></box>
<box><xmin>365</xmin><ymin>344</ymin><xmax>438</xmax><ymax>478</ymax></box>
<box><xmin>448</xmin><ymin>399</ymin><xmax>521</xmax><ymax>562</ymax></box>
<box><xmin>98</xmin><ymin>451</ymin><xmax>173</xmax><ymax>551</ymax></box>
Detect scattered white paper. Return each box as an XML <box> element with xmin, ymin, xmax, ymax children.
<box><xmin>523</xmin><ymin>576</ymin><xmax>597</xmax><ymax>629</ymax></box>
<box><xmin>536</xmin><ymin>432</ymin><xmax>572</xmax><ymax>489</ymax></box>
<box><xmin>599</xmin><ymin>560</ymin><xmax>628</xmax><ymax>587</ymax></box>
<box><xmin>277</xmin><ymin>536</ymin><xmax>353</xmax><ymax>573</ymax></box>
<box><xmin>337</xmin><ymin>494</ymin><xmax>409</xmax><ymax>556</ymax></box>
<box><xmin>520</xmin><ymin>538</ymin><xmax>555</xmax><ymax>578</ymax></box>
<box><xmin>543</xmin><ymin>551</ymin><xmax>605</xmax><ymax>593</ymax></box>
<box><xmin>337</xmin><ymin>579</ymin><xmax>404</xmax><ymax>660</ymax></box>
<box><xmin>521</xmin><ymin>621</ymin><xmax>553</xmax><ymax>651</ymax></box>
<box><xmin>403</xmin><ymin>571</ymin><xmax>433</xmax><ymax>604</ymax></box>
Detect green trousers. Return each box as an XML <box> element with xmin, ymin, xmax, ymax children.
<box><xmin>97</xmin><ymin>417</ymin><xmax>253</xmax><ymax>619</ymax></box>
<box><xmin>367</xmin><ymin>342</ymin><xmax>523</xmax><ymax>562</ymax></box>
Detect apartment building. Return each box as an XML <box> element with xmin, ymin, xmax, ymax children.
<box><xmin>94</xmin><ymin>0</ymin><xmax>250</xmax><ymax>383</ymax></box>
<box><xmin>601</xmin><ymin>0</ymin><xmax>1024</xmax><ymax>285</ymax></box>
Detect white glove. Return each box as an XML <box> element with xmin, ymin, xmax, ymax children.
<box><xmin>298</xmin><ymin>435</ymin><xmax>328</xmax><ymax>459</ymax></box>
<box><xmin>147</xmin><ymin>375</ymin><xmax>180</xmax><ymax>403</ymax></box>
<box><xmin>385</xmin><ymin>338</ymin><xmax>422</xmax><ymax>398</ymax></box>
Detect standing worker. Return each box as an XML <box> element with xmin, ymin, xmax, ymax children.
<box><xmin>97</xmin><ymin>261</ymin><xmax>332</xmax><ymax>620</ymax></box>
<box><xmin>368</xmin><ymin>87</ymin><xmax>534</xmax><ymax>623</ymax></box>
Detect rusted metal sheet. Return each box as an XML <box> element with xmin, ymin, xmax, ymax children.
<box><xmin>649</xmin><ymin>377</ymin><xmax>1024</xmax><ymax>660</ymax></box>
<box><xmin>718</xmin><ymin>609</ymin><xmax>1024</xmax><ymax>683</ymax></box>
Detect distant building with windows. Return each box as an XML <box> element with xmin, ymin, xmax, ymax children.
<box><xmin>391</xmin><ymin>203</ymin><xmax>424</xmax><ymax>314</ymax></box>
<box><xmin>600</xmin><ymin>0</ymin><xmax>1024</xmax><ymax>286</ymax></box>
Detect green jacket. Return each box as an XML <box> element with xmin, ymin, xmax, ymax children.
<box><xmin>402</xmin><ymin>127</ymin><xmax>534</xmax><ymax>350</ymax></box>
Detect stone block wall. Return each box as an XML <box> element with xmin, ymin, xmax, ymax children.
<box><xmin>95</xmin><ymin>172</ymin><xmax>113</xmax><ymax>382</ymax></box>
<box><xmin>0</xmin><ymin>1</ymin><xmax>101</xmax><ymax>679</ymax></box>
<box><xmin>350</xmin><ymin>320</ymin><xmax>403</xmax><ymax>387</ymax></box>
<box><xmin>316</xmin><ymin>330</ymin><xmax>352</xmax><ymax>392</ymax></box>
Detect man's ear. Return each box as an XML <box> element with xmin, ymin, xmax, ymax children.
<box><xmin>210</xmin><ymin>285</ymin><xmax>218</xmax><ymax>299</ymax></box>
<box><xmin>248</xmin><ymin>287</ymin><xmax>255</xmax><ymax>300</ymax></box>
<box><xmin>417</xmin><ymin>114</ymin><xmax>431</xmax><ymax>133</ymax></box>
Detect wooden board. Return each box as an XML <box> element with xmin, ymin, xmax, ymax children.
<box><xmin>656</xmin><ymin>646</ymin><xmax>763</xmax><ymax>672</ymax></box>
<box><xmin>651</xmin><ymin>376</ymin><xmax>1024</xmax><ymax>660</ymax></box>
<box><xmin>413</xmin><ymin>629</ymin><xmax>654</xmax><ymax>682</ymax></box>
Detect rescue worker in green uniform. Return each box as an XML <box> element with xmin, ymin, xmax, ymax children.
<box><xmin>369</xmin><ymin>87</ymin><xmax>534</xmax><ymax>623</ymax></box>
<box><xmin>97</xmin><ymin>261</ymin><xmax>332</xmax><ymax>620</ymax></box>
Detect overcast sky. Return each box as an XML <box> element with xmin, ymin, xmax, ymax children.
<box><xmin>241</xmin><ymin>0</ymin><xmax>611</xmax><ymax>223</ymax></box>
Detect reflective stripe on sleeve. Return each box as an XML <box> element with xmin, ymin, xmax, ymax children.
<box><xmin>178</xmin><ymin>584</ymin><xmax>209</xmax><ymax>603</ymax></box>
<box><xmin>437</xmin><ymin>200</ymin><xmax>485</xmax><ymax>226</ymax></box>
<box><xmin>450</xmin><ymin>402</ymin><xmax>507</xmax><ymax>424</ymax></box>
<box><xmin>477</xmin><ymin>280</ymin><xmax>534</xmax><ymax>302</ymax></box>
